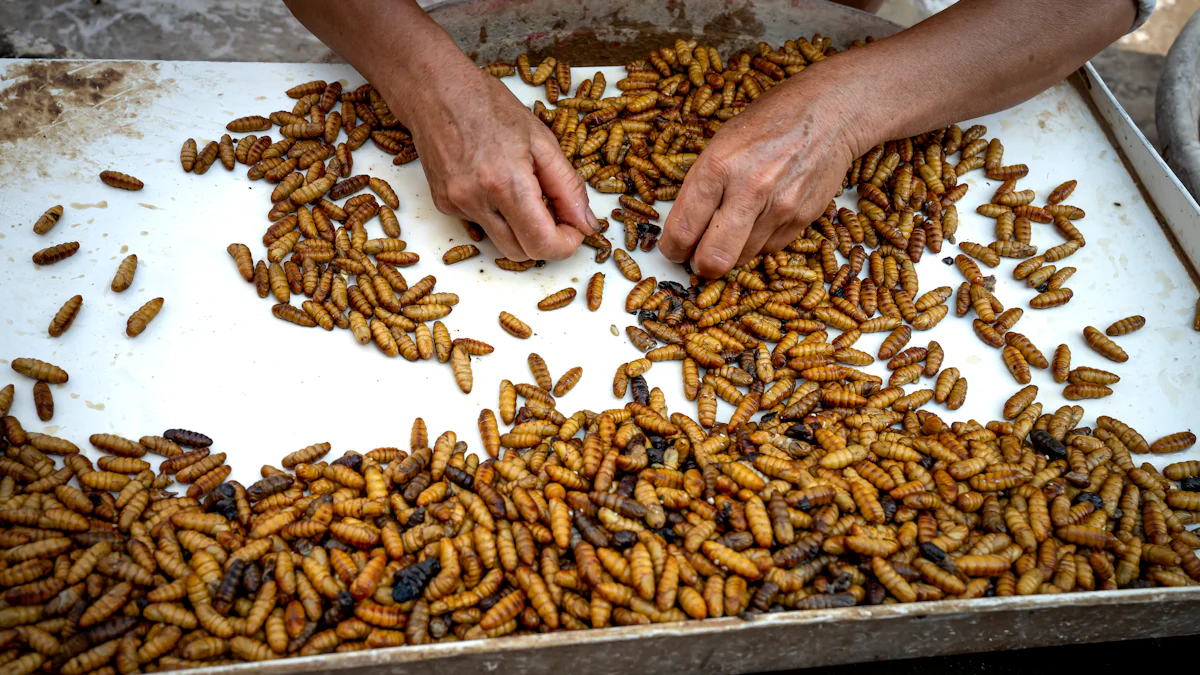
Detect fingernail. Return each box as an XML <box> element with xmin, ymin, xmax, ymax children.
<box><xmin>585</xmin><ymin>207</ymin><xmax>600</xmax><ymax>231</ymax></box>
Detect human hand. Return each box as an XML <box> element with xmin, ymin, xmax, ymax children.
<box><xmin>385</xmin><ymin>64</ymin><xmax>598</xmax><ymax>262</ymax></box>
<box><xmin>659</xmin><ymin>74</ymin><xmax>863</xmax><ymax>278</ymax></box>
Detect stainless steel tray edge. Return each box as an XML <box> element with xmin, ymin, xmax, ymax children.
<box><xmin>1080</xmin><ymin>62</ymin><xmax>1200</xmax><ymax>282</ymax></box>
<box><xmin>175</xmin><ymin>588</ymin><xmax>1200</xmax><ymax>675</ymax></box>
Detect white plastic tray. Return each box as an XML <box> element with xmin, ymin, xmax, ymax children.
<box><xmin>1</xmin><ymin>59</ymin><xmax>1197</xmax><ymax>488</ymax></box>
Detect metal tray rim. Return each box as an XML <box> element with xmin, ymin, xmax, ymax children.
<box><xmin>182</xmin><ymin>586</ymin><xmax>1200</xmax><ymax>675</ymax></box>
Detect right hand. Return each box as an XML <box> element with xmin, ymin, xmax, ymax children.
<box><xmin>384</xmin><ymin>64</ymin><xmax>598</xmax><ymax>261</ymax></box>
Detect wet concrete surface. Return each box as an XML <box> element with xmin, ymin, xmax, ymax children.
<box><xmin>0</xmin><ymin>0</ymin><xmax>324</xmax><ymax>62</ymax></box>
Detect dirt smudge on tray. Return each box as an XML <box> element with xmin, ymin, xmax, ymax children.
<box><xmin>0</xmin><ymin>61</ymin><xmax>175</xmax><ymax>178</ymax></box>
<box><xmin>70</xmin><ymin>200</ymin><xmax>108</xmax><ymax>210</ymax></box>
<box><xmin>1</xmin><ymin>62</ymin><xmax>122</xmax><ymax>144</ymax></box>
<box><xmin>0</xmin><ymin>62</ymin><xmax>145</xmax><ymax>144</ymax></box>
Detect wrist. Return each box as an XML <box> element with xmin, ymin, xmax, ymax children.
<box><xmin>386</xmin><ymin>58</ymin><xmax>491</xmax><ymax>131</ymax></box>
<box><xmin>771</xmin><ymin>66</ymin><xmax>873</xmax><ymax>169</ymax></box>
<box><xmin>794</xmin><ymin>46</ymin><xmax>912</xmax><ymax>160</ymax></box>
<box><xmin>371</xmin><ymin>24</ymin><xmax>482</xmax><ymax>129</ymax></box>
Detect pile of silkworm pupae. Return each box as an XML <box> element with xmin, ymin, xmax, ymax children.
<box><xmin>2</xmin><ymin>342</ymin><xmax>1198</xmax><ymax>674</ymax></box>
<box><xmin>3</xmin><ymin>32</ymin><xmax>1200</xmax><ymax>675</ymax></box>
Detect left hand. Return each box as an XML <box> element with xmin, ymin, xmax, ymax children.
<box><xmin>659</xmin><ymin>73</ymin><xmax>865</xmax><ymax>278</ymax></box>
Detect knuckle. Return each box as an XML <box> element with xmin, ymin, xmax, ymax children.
<box><xmin>703</xmin><ymin>153</ymin><xmax>733</xmax><ymax>182</ymax></box>
<box><xmin>771</xmin><ymin>186</ymin><xmax>802</xmax><ymax>213</ymax></box>
<box><xmin>665</xmin><ymin>215</ymin><xmax>697</xmax><ymax>240</ymax></box>
<box><xmin>477</xmin><ymin>170</ymin><xmax>512</xmax><ymax>197</ymax></box>
<box><xmin>443</xmin><ymin>180</ymin><xmax>475</xmax><ymax>208</ymax></box>
<box><xmin>766</xmin><ymin>201</ymin><xmax>795</xmax><ymax>224</ymax></box>
<box><xmin>567</xmin><ymin>171</ymin><xmax>588</xmax><ymax>195</ymax></box>
<box><xmin>430</xmin><ymin>189</ymin><xmax>457</xmax><ymax>216</ymax></box>
<box><xmin>744</xmin><ymin>174</ymin><xmax>774</xmax><ymax>199</ymax></box>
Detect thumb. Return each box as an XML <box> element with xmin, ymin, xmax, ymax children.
<box><xmin>532</xmin><ymin>132</ymin><xmax>599</xmax><ymax>235</ymax></box>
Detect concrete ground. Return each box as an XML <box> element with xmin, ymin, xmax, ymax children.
<box><xmin>1</xmin><ymin>0</ymin><xmax>1195</xmax><ymax>150</ymax></box>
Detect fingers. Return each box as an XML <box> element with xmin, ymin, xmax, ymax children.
<box><xmin>532</xmin><ymin>132</ymin><xmax>598</xmax><ymax>235</ymax></box>
<box><xmin>737</xmin><ymin>184</ymin><xmax>807</xmax><ymax>265</ymax></box>
<box><xmin>736</xmin><ymin>212</ymin><xmax>785</xmax><ymax>268</ymax></box>
<box><xmin>757</xmin><ymin>184</ymin><xmax>830</xmax><ymax>259</ymax></box>
<box><xmin>659</xmin><ymin>155</ymin><xmax>727</xmax><ymax>264</ymax></box>
<box><xmin>761</xmin><ymin>219</ymin><xmax>808</xmax><ymax>257</ymax></box>
<box><xmin>690</xmin><ymin>192</ymin><xmax>764</xmax><ymax>279</ymax></box>
<box><xmin>475</xmin><ymin>210</ymin><xmax>528</xmax><ymax>262</ymax></box>
<box><xmin>494</xmin><ymin>170</ymin><xmax>585</xmax><ymax>261</ymax></box>
<box><xmin>431</xmin><ymin>174</ymin><xmax>530</xmax><ymax>261</ymax></box>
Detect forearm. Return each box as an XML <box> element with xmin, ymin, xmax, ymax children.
<box><xmin>811</xmin><ymin>0</ymin><xmax>1135</xmax><ymax>156</ymax></box>
<box><xmin>284</xmin><ymin>0</ymin><xmax>593</xmax><ymax>256</ymax></box>
<box><xmin>282</xmin><ymin>0</ymin><xmax>477</xmax><ymax>125</ymax></box>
